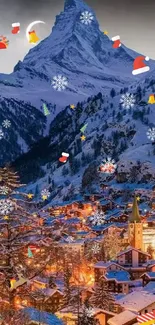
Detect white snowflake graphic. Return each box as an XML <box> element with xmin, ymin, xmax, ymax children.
<box><xmin>85</xmin><ymin>307</ymin><xmax>95</xmax><ymax>317</ymax></box>
<box><xmin>2</xmin><ymin>119</ymin><xmax>11</xmax><ymax>128</ymax></box>
<box><xmin>80</xmin><ymin>11</ymin><xmax>94</xmax><ymax>25</ymax></box>
<box><xmin>51</xmin><ymin>75</ymin><xmax>68</xmax><ymax>91</ymax></box>
<box><xmin>147</xmin><ymin>127</ymin><xmax>155</xmax><ymax>142</ymax></box>
<box><xmin>99</xmin><ymin>157</ymin><xmax>117</xmax><ymax>174</ymax></box>
<box><xmin>41</xmin><ymin>189</ymin><xmax>50</xmax><ymax>199</ymax></box>
<box><xmin>90</xmin><ymin>211</ymin><xmax>105</xmax><ymax>226</ymax></box>
<box><xmin>0</xmin><ymin>129</ymin><xmax>4</xmax><ymax>140</ymax></box>
<box><xmin>91</xmin><ymin>243</ymin><xmax>101</xmax><ymax>254</ymax></box>
<box><xmin>120</xmin><ymin>93</ymin><xmax>135</xmax><ymax>109</ymax></box>
<box><xmin>0</xmin><ymin>199</ymin><xmax>14</xmax><ymax>215</ymax></box>
<box><xmin>65</xmin><ymin>236</ymin><xmax>74</xmax><ymax>243</ymax></box>
<box><xmin>0</xmin><ymin>186</ymin><xmax>9</xmax><ymax>195</ymax></box>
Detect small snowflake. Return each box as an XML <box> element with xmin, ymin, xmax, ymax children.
<box><xmin>0</xmin><ymin>129</ymin><xmax>4</xmax><ymax>140</ymax></box>
<box><xmin>0</xmin><ymin>186</ymin><xmax>9</xmax><ymax>195</ymax></box>
<box><xmin>147</xmin><ymin>127</ymin><xmax>155</xmax><ymax>142</ymax></box>
<box><xmin>99</xmin><ymin>157</ymin><xmax>117</xmax><ymax>174</ymax></box>
<box><xmin>51</xmin><ymin>75</ymin><xmax>68</xmax><ymax>91</ymax></box>
<box><xmin>85</xmin><ymin>307</ymin><xmax>95</xmax><ymax>317</ymax></box>
<box><xmin>91</xmin><ymin>243</ymin><xmax>100</xmax><ymax>254</ymax></box>
<box><xmin>90</xmin><ymin>211</ymin><xmax>105</xmax><ymax>226</ymax></box>
<box><xmin>120</xmin><ymin>93</ymin><xmax>135</xmax><ymax>109</ymax></box>
<box><xmin>2</xmin><ymin>119</ymin><xmax>11</xmax><ymax>128</ymax></box>
<box><xmin>80</xmin><ymin>11</ymin><xmax>94</xmax><ymax>25</ymax></box>
<box><xmin>0</xmin><ymin>199</ymin><xmax>14</xmax><ymax>215</ymax></box>
<box><xmin>41</xmin><ymin>189</ymin><xmax>50</xmax><ymax>200</ymax></box>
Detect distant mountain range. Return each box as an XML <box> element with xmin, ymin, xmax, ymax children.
<box><xmin>0</xmin><ymin>0</ymin><xmax>155</xmax><ymax>202</ymax></box>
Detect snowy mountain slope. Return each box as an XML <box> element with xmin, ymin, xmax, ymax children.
<box><xmin>1</xmin><ymin>0</ymin><xmax>155</xmax><ymax>170</ymax></box>
<box><xmin>12</xmin><ymin>76</ymin><xmax>155</xmax><ymax>203</ymax></box>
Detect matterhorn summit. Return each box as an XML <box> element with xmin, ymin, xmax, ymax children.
<box><xmin>64</xmin><ymin>0</ymin><xmax>91</xmax><ymax>10</ymax></box>
<box><xmin>0</xmin><ymin>0</ymin><xmax>154</xmax><ymax>166</ymax></box>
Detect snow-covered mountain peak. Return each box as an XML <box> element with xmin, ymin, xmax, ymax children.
<box><xmin>64</xmin><ymin>0</ymin><xmax>89</xmax><ymax>10</ymax></box>
<box><xmin>1</xmin><ymin>0</ymin><xmax>155</xmax><ymax>170</ymax></box>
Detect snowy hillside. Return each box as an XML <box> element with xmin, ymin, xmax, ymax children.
<box><xmin>12</xmin><ymin>78</ymin><xmax>155</xmax><ymax>204</ymax></box>
<box><xmin>0</xmin><ymin>0</ymin><xmax>155</xmax><ymax>166</ymax></box>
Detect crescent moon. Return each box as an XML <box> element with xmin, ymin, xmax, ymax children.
<box><xmin>26</xmin><ymin>21</ymin><xmax>45</xmax><ymax>41</ymax></box>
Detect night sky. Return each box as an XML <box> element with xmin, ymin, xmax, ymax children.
<box><xmin>0</xmin><ymin>0</ymin><xmax>155</xmax><ymax>73</ymax></box>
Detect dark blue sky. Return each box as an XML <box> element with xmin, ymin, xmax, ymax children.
<box><xmin>0</xmin><ymin>0</ymin><xmax>155</xmax><ymax>73</ymax></box>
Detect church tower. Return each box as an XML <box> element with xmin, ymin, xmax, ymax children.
<box><xmin>128</xmin><ymin>195</ymin><xmax>143</xmax><ymax>250</ymax></box>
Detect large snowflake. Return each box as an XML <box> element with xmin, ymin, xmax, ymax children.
<box><xmin>90</xmin><ymin>211</ymin><xmax>105</xmax><ymax>226</ymax></box>
<box><xmin>91</xmin><ymin>243</ymin><xmax>101</xmax><ymax>254</ymax></box>
<box><xmin>120</xmin><ymin>93</ymin><xmax>135</xmax><ymax>109</ymax></box>
<box><xmin>80</xmin><ymin>11</ymin><xmax>94</xmax><ymax>25</ymax></box>
<box><xmin>0</xmin><ymin>186</ymin><xmax>9</xmax><ymax>195</ymax></box>
<box><xmin>0</xmin><ymin>129</ymin><xmax>4</xmax><ymax>140</ymax></box>
<box><xmin>51</xmin><ymin>75</ymin><xmax>68</xmax><ymax>91</ymax></box>
<box><xmin>0</xmin><ymin>199</ymin><xmax>14</xmax><ymax>215</ymax></box>
<box><xmin>99</xmin><ymin>157</ymin><xmax>117</xmax><ymax>174</ymax></box>
<box><xmin>2</xmin><ymin>119</ymin><xmax>11</xmax><ymax>128</ymax></box>
<box><xmin>147</xmin><ymin>127</ymin><xmax>155</xmax><ymax>142</ymax></box>
<box><xmin>41</xmin><ymin>189</ymin><xmax>50</xmax><ymax>200</ymax></box>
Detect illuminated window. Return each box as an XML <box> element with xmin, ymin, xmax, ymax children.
<box><xmin>22</xmin><ymin>300</ymin><xmax>27</xmax><ymax>306</ymax></box>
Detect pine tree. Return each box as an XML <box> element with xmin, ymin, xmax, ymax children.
<box><xmin>147</xmin><ymin>244</ymin><xmax>154</xmax><ymax>259</ymax></box>
<box><xmin>43</xmin><ymin>103</ymin><xmax>50</xmax><ymax>116</ymax></box>
<box><xmin>110</xmin><ymin>88</ymin><xmax>116</xmax><ymax>98</ymax></box>
<box><xmin>91</xmin><ymin>278</ymin><xmax>115</xmax><ymax>311</ymax></box>
<box><xmin>49</xmin><ymin>276</ymin><xmax>56</xmax><ymax>289</ymax></box>
<box><xmin>61</xmin><ymin>266</ymin><xmax>73</xmax><ymax>307</ymax></box>
<box><xmin>0</xmin><ymin>167</ymin><xmax>52</xmax><ymax>323</ymax></box>
<box><xmin>103</xmin><ymin>231</ymin><xmax>121</xmax><ymax>260</ymax></box>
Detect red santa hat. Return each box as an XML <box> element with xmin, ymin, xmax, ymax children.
<box><xmin>132</xmin><ymin>55</ymin><xmax>150</xmax><ymax>75</ymax></box>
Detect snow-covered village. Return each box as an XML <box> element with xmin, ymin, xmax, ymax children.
<box><xmin>1</xmin><ymin>167</ymin><xmax>155</xmax><ymax>325</ymax></box>
<box><xmin>1</xmin><ymin>0</ymin><xmax>155</xmax><ymax>324</ymax></box>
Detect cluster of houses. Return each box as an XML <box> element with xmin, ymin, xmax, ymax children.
<box><xmin>1</xmin><ymin>188</ymin><xmax>155</xmax><ymax>325</ymax></box>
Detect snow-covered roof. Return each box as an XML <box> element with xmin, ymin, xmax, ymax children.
<box><xmin>58</xmin><ymin>306</ymin><xmax>114</xmax><ymax>316</ymax></box>
<box><xmin>117</xmin><ymin>247</ymin><xmax>150</xmax><ymax>257</ymax></box>
<box><xmin>104</xmin><ymin>270</ymin><xmax>130</xmax><ymax>282</ymax></box>
<box><xmin>42</xmin><ymin>288</ymin><xmax>63</xmax><ymax>300</ymax></box>
<box><xmin>59</xmin><ymin>239</ymin><xmax>85</xmax><ymax>245</ymax></box>
<box><xmin>147</xmin><ymin>216</ymin><xmax>155</xmax><ymax>222</ymax></box>
<box><xmin>23</xmin><ymin>307</ymin><xmax>64</xmax><ymax>324</ymax></box>
<box><xmin>142</xmin><ymin>260</ymin><xmax>155</xmax><ymax>267</ymax></box>
<box><xmin>143</xmin><ymin>281</ymin><xmax>155</xmax><ymax>293</ymax></box>
<box><xmin>118</xmin><ymin>291</ymin><xmax>155</xmax><ymax>312</ymax></box>
<box><xmin>64</xmin><ymin>217</ymin><xmax>80</xmax><ymax>224</ymax></box>
<box><xmin>108</xmin><ymin>310</ymin><xmax>137</xmax><ymax>325</ymax></box>
<box><xmin>99</xmin><ymin>199</ymin><xmax>111</xmax><ymax>204</ymax></box>
<box><xmin>32</xmin><ymin>276</ymin><xmax>49</xmax><ymax>284</ymax></box>
<box><xmin>94</xmin><ymin>261</ymin><xmax>121</xmax><ymax>269</ymax></box>
<box><xmin>141</xmin><ymin>272</ymin><xmax>155</xmax><ymax>279</ymax></box>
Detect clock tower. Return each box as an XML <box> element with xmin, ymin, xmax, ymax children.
<box><xmin>128</xmin><ymin>195</ymin><xmax>143</xmax><ymax>250</ymax></box>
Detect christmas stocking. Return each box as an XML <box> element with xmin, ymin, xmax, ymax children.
<box><xmin>111</xmin><ymin>35</ymin><xmax>121</xmax><ymax>48</ymax></box>
<box><xmin>59</xmin><ymin>152</ymin><xmax>69</xmax><ymax>163</ymax></box>
<box><xmin>12</xmin><ymin>22</ymin><xmax>20</xmax><ymax>34</ymax></box>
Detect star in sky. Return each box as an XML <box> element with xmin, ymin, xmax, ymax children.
<box><xmin>81</xmin><ymin>135</ymin><xmax>86</xmax><ymax>141</ymax></box>
<box><xmin>27</xmin><ymin>193</ymin><xmax>34</xmax><ymax>199</ymax></box>
<box><xmin>42</xmin><ymin>195</ymin><xmax>48</xmax><ymax>201</ymax></box>
<box><xmin>70</xmin><ymin>104</ymin><xmax>75</xmax><ymax>109</ymax></box>
<box><xmin>3</xmin><ymin>215</ymin><xmax>9</xmax><ymax>220</ymax></box>
<box><xmin>104</xmin><ymin>30</ymin><xmax>108</xmax><ymax>35</ymax></box>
